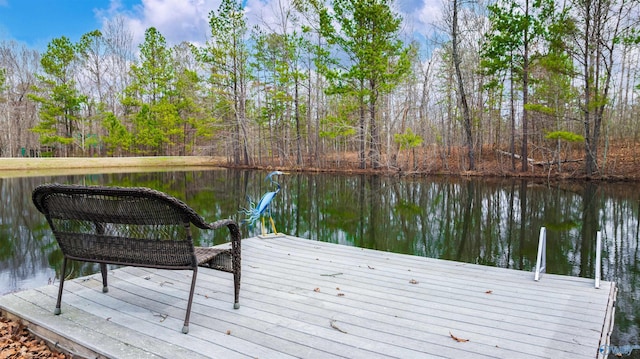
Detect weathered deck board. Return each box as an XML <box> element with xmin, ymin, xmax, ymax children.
<box><xmin>0</xmin><ymin>235</ymin><xmax>616</xmax><ymax>359</ymax></box>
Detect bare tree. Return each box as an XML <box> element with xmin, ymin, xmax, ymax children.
<box><xmin>0</xmin><ymin>41</ymin><xmax>40</xmax><ymax>157</ymax></box>
<box><xmin>571</xmin><ymin>0</ymin><xmax>636</xmax><ymax>176</ymax></box>
<box><xmin>451</xmin><ymin>0</ymin><xmax>475</xmax><ymax>170</ymax></box>
<box><xmin>103</xmin><ymin>15</ymin><xmax>134</xmax><ymax>117</ymax></box>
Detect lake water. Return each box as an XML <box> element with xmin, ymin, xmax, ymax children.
<box><xmin>1</xmin><ymin>169</ymin><xmax>638</xmax><ymax>358</ymax></box>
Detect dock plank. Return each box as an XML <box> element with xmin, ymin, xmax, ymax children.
<box><xmin>0</xmin><ymin>235</ymin><xmax>615</xmax><ymax>359</ymax></box>
<box><xmin>113</xmin><ymin>266</ymin><xmax>499</xmax><ymax>359</ymax></box>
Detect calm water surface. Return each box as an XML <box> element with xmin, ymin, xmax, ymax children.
<box><xmin>0</xmin><ymin>169</ymin><xmax>638</xmax><ymax>357</ymax></box>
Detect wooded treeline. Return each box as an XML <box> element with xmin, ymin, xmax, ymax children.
<box><xmin>0</xmin><ymin>0</ymin><xmax>639</xmax><ymax>176</ymax></box>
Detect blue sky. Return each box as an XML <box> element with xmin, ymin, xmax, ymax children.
<box><xmin>0</xmin><ymin>0</ymin><xmax>441</xmax><ymax>51</ymax></box>
<box><xmin>0</xmin><ymin>0</ymin><xmax>132</xmax><ymax>49</ymax></box>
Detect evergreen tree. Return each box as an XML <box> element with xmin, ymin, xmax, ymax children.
<box><xmin>102</xmin><ymin>111</ymin><xmax>131</xmax><ymax>155</ymax></box>
<box><xmin>173</xmin><ymin>41</ymin><xmax>212</xmax><ymax>155</ymax></box>
<box><xmin>527</xmin><ymin>6</ymin><xmax>579</xmax><ymax>172</ymax></box>
<box><xmin>481</xmin><ymin>0</ymin><xmax>556</xmax><ymax>171</ymax></box>
<box><xmin>252</xmin><ymin>27</ymin><xmax>309</xmax><ymax>165</ymax></box>
<box><xmin>319</xmin><ymin>0</ymin><xmax>411</xmax><ymax>169</ymax></box>
<box><xmin>29</xmin><ymin>36</ymin><xmax>87</xmax><ymax>156</ymax></box>
<box><xmin>122</xmin><ymin>27</ymin><xmax>179</xmax><ymax>155</ymax></box>
<box><xmin>0</xmin><ymin>68</ymin><xmax>5</xmax><ymax>92</ymax></box>
<box><xmin>197</xmin><ymin>0</ymin><xmax>251</xmax><ymax>165</ymax></box>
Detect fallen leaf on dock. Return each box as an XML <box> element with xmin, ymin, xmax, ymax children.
<box><xmin>409</xmin><ymin>279</ymin><xmax>419</xmax><ymax>284</ymax></box>
<box><xmin>449</xmin><ymin>331</ymin><xmax>469</xmax><ymax>342</ymax></box>
<box><xmin>330</xmin><ymin>320</ymin><xmax>347</xmax><ymax>333</ymax></box>
<box><xmin>153</xmin><ymin>312</ymin><xmax>168</xmax><ymax>322</ymax></box>
<box><xmin>485</xmin><ymin>290</ymin><xmax>493</xmax><ymax>294</ymax></box>
<box><xmin>314</xmin><ymin>287</ymin><xmax>320</xmax><ymax>292</ymax></box>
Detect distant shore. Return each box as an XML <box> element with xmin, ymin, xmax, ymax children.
<box><xmin>2</xmin><ymin>154</ymin><xmax>638</xmax><ymax>181</ymax></box>
<box><xmin>0</xmin><ymin>156</ymin><xmax>226</xmax><ymax>178</ymax></box>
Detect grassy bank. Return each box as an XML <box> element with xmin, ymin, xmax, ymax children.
<box><xmin>0</xmin><ymin>156</ymin><xmax>226</xmax><ymax>178</ymax></box>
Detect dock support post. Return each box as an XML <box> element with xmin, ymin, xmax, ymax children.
<box><xmin>534</xmin><ymin>227</ymin><xmax>546</xmax><ymax>281</ymax></box>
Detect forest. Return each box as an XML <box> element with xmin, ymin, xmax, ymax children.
<box><xmin>0</xmin><ymin>0</ymin><xmax>639</xmax><ymax>178</ymax></box>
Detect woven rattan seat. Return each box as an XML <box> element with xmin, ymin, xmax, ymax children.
<box><xmin>32</xmin><ymin>183</ymin><xmax>241</xmax><ymax>334</ymax></box>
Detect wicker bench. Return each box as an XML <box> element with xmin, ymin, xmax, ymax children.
<box><xmin>32</xmin><ymin>183</ymin><xmax>241</xmax><ymax>334</ymax></box>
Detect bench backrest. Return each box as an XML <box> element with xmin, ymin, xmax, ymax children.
<box><xmin>33</xmin><ymin>184</ymin><xmax>207</xmax><ymax>269</ymax></box>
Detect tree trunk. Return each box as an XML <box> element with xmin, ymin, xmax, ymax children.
<box><xmin>510</xmin><ymin>64</ymin><xmax>516</xmax><ymax>171</ymax></box>
<box><xmin>582</xmin><ymin>0</ymin><xmax>596</xmax><ymax>176</ymax></box>
<box><xmin>295</xmin><ymin>75</ymin><xmax>302</xmax><ymax>166</ymax></box>
<box><xmin>369</xmin><ymin>80</ymin><xmax>381</xmax><ymax>169</ymax></box>
<box><xmin>358</xmin><ymin>80</ymin><xmax>366</xmax><ymax>169</ymax></box>
<box><xmin>521</xmin><ymin>0</ymin><xmax>530</xmax><ymax>172</ymax></box>
<box><xmin>452</xmin><ymin>0</ymin><xmax>475</xmax><ymax>170</ymax></box>
<box><xmin>581</xmin><ymin>0</ymin><xmax>620</xmax><ymax>176</ymax></box>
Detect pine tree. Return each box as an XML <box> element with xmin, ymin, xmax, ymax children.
<box><xmin>29</xmin><ymin>36</ymin><xmax>87</xmax><ymax>156</ymax></box>
<box><xmin>319</xmin><ymin>0</ymin><xmax>411</xmax><ymax>169</ymax></box>
<box><xmin>197</xmin><ymin>0</ymin><xmax>251</xmax><ymax>165</ymax></box>
<box><xmin>481</xmin><ymin>0</ymin><xmax>556</xmax><ymax>171</ymax></box>
<box><xmin>122</xmin><ymin>27</ymin><xmax>178</xmax><ymax>155</ymax></box>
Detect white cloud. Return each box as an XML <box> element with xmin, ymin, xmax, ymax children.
<box><xmin>399</xmin><ymin>0</ymin><xmax>444</xmax><ymax>37</ymax></box>
<box><xmin>98</xmin><ymin>0</ymin><xmax>443</xmax><ymax>49</ymax></box>
<box><xmin>99</xmin><ymin>0</ymin><xmax>217</xmax><ymax>46</ymax></box>
<box><xmin>244</xmin><ymin>0</ymin><xmax>278</xmax><ymax>29</ymax></box>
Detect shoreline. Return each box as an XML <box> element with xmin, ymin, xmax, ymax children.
<box><xmin>1</xmin><ymin>156</ymin><xmax>638</xmax><ymax>182</ymax></box>
<box><xmin>0</xmin><ymin>156</ymin><xmax>226</xmax><ymax>178</ymax></box>
<box><xmin>0</xmin><ymin>156</ymin><xmax>223</xmax><ymax>170</ymax></box>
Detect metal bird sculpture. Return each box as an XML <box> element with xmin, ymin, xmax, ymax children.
<box><xmin>242</xmin><ymin>171</ymin><xmax>286</xmax><ymax>235</ymax></box>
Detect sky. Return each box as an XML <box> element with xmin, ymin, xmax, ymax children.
<box><xmin>0</xmin><ymin>0</ymin><xmax>442</xmax><ymax>51</ymax></box>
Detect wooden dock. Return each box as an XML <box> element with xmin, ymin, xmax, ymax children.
<box><xmin>0</xmin><ymin>235</ymin><xmax>616</xmax><ymax>359</ymax></box>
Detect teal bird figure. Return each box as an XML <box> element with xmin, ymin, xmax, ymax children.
<box><xmin>242</xmin><ymin>171</ymin><xmax>286</xmax><ymax>235</ymax></box>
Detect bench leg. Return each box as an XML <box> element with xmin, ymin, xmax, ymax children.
<box><xmin>54</xmin><ymin>258</ymin><xmax>68</xmax><ymax>315</ymax></box>
<box><xmin>100</xmin><ymin>263</ymin><xmax>108</xmax><ymax>293</ymax></box>
<box><xmin>182</xmin><ymin>267</ymin><xmax>198</xmax><ymax>334</ymax></box>
<box><xmin>233</xmin><ymin>256</ymin><xmax>241</xmax><ymax>309</ymax></box>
